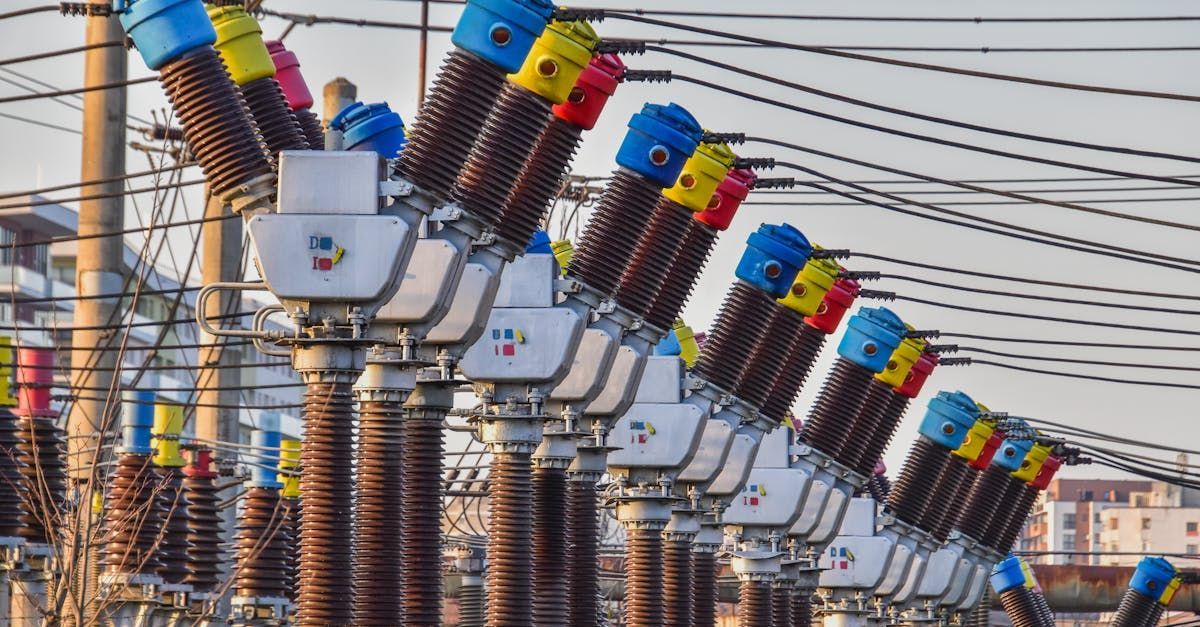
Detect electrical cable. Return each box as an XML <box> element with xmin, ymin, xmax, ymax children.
<box><xmin>0</xmin><ymin>179</ymin><xmax>205</xmax><ymax>212</ymax></box>
<box><xmin>63</xmin><ymin>394</ymin><xmax>301</xmax><ymax>411</ymax></box>
<box><xmin>0</xmin><ymin>5</ymin><xmax>59</xmax><ymax>21</ymax></box>
<box><xmin>255</xmin><ymin>8</ymin><xmax>454</xmax><ymax>33</ymax></box>
<box><xmin>749</xmin><ymin>195</ymin><xmax>1200</xmax><ymax>207</ymax></box>
<box><xmin>0</xmin><ymin>210</ymin><xmax>235</xmax><ymax>250</ymax></box>
<box><xmin>0</xmin><ymin>41</ymin><xmax>124</xmax><ymax>67</ymax></box>
<box><xmin>0</xmin><ymin>162</ymin><xmax>195</xmax><ymax>200</ymax></box>
<box><xmin>938</xmin><ymin>332</ymin><xmax>1200</xmax><ymax>352</ymax></box>
<box><xmin>1018</xmin><ymin>417</ymin><xmax>1200</xmax><ymax>456</ymax></box>
<box><xmin>645</xmin><ymin>39</ymin><xmax>1200</xmax><ymax>54</ymax></box>
<box><xmin>840</xmin><ymin>252</ymin><xmax>1200</xmax><ymax>301</ymax></box>
<box><xmin>0</xmin><ymin>310</ymin><xmax>252</xmax><ymax>332</ymax></box>
<box><xmin>763</xmin><ymin>183</ymin><xmax>1200</xmax><ymax>196</ymax></box>
<box><xmin>778</xmin><ymin>163</ymin><xmax>1200</xmax><ymax>273</ymax></box>
<box><xmin>956</xmin><ymin>358</ymin><xmax>1200</xmax><ymax>391</ymax></box>
<box><xmin>951</xmin><ymin>346</ymin><xmax>1200</xmax><ymax>373</ymax></box>
<box><xmin>0</xmin><ymin>111</ymin><xmax>79</xmax><ymax>135</ymax></box>
<box><xmin>864</xmin><ymin>273</ymin><xmax>1200</xmax><ymax>315</ymax></box>
<box><xmin>3</xmin><ymin>285</ymin><xmax>203</xmax><ymax>305</ymax></box>
<box><xmin>599</xmin><ymin>12</ymin><xmax>1200</xmax><ymax>102</ymax></box>
<box><xmin>646</xmin><ymin>46</ymin><xmax>1200</xmax><ymax>167</ymax></box>
<box><xmin>0</xmin><ymin>76</ymin><xmax>157</xmax><ymax>104</ymax></box>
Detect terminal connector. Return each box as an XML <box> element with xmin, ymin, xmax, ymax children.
<box><xmin>555</xmin><ymin>7</ymin><xmax>607</xmax><ymax>22</ymax></box>
<box><xmin>596</xmin><ymin>39</ymin><xmax>647</xmax><ymax>55</ymax></box>
<box><xmin>749</xmin><ymin>177</ymin><xmax>796</xmax><ymax>190</ymax></box>
<box><xmin>858</xmin><ymin>288</ymin><xmax>896</xmax><ymax>302</ymax></box>
<box><xmin>60</xmin><ymin>2</ymin><xmax>114</xmax><ymax>16</ymax></box>
<box><xmin>733</xmin><ymin>156</ymin><xmax>775</xmax><ymax>170</ymax></box>
<box><xmin>622</xmin><ymin>69</ymin><xmax>673</xmax><ymax>83</ymax></box>
<box><xmin>701</xmin><ymin>132</ymin><xmax>746</xmax><ymax>145</ymax></box>
<box><xmin>810</xmin><ymin>248</ymin><xmax>851</xmax><ymax>260</ymax></box>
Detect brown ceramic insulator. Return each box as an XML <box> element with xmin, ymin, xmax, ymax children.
<box><xmin>998</xmin><ymin>585</ymin><xmax>1047</xmax><ymax>627</ymax></box>
<box><xmin>791</xmin><ymin>588</ymin><xmax>814</xmax><ymax>627</ymax></box>
<box><xmin>234</xmin><ymin>486</ymin><xmax>291</xmax><ymax>599</ymax></box>
<box><xmin>692</xmin><ymin>282</ymin><xmax>779</xmax><ymax>396</ymax></box>
<box><xmin>159</xmin><ymin>46</ymin><xmax>273</xmax><ymax>197</ymax></box>
<box><xmin>283</xmin><ymin>497</ymin><xmax>300</xmax><ymax>600</ymax></box>
<box><xmin>692</xmin><ymin>551</ymin><xmax>718</xmax><ymax>627</ymax></box>
<box><xmin>451</xmin><ymin>83</ymin><xmax>553</xmax><ymax>231</ymax></box>
<box><xmin>532</xmin><ymin>466</ymin><xmax>568</xmax><ymax>627</ymax></box>
<box><xmin>663</xmin><ymin>538</ymin><xmax>693</xmax><ymax>627</ymax></box>
<box><xmin>567</xmin><ymin>479</ymin><xmax>601</xmax><ymax>627</ymax></box>
<box><xmin>798</xmin><ymin>357</ymin><xmax>876</xmax><ymax>458</ymax></box>
<box><xmin>736</xmin><ymin>305</ymin><xmax>805</xmax><ymax>413</ymax></box>
<box><xmin>997</xmin><ymin>485</ymin><xmax>1041</xmax><ymax>554</ymax></box>
<box><xmin>102</xmin><ymin>454</ymin><xmax>166</xmax><ymax>575</ymax></box>
<box><xmin>737</xmin><ymin>580</ymin><xmax>773</xmax><ymax>627</ymax></box>
<box><xmin>155</xmin><ymin>467</ymin><xmax>193</xmax><ymax>585</ymax></box>
<box><xmin>241</xmin><ymin>76</ymin><xmax>308</xmax><ymax>161</ymax></box>
<box><xmin>398</xmin><ymin>49</ymin><xmax>508</xmax><ymax>200</ymax></box>
<box><xmin>864</xmin><ymin>472</ymin><xmax>892</xmax><ymax>503</ymax></box>
<box><xmin>614</xmin><ymin>198</ymin><xmax>694</xmax><ymax>318</ymax></box>
<box><xmin>498</xmin><ymin>115</ymin><xmax>582</xmax><ymax>249</ymax></box>
<box><xmin>956</xmin><ymin>464</ymin><xmax>1013</xmax><ymax>548</ymax></box>
<box><xmin>0</xmin><ymin>407</ymin><xmax>26</xmax><ymax>537</ymax></box>
<box><xmin>644</xmin><ymin>220</ymin><xmax>719</xmax><ymax>332</ymax></box>
<box><xmin>294</xmin><ymin>107</ymin><xmax>324</xmax><ymax>150</ymax></box>
<box><xmin>982</xmin><ymin>475</ymin><xmax>1032</xmax><ymax>551</ymax></box>
<box><xmin>297</xmin><ymin>381</ymin><xmax>355</xmax><ymax>626</ymax></box>
<box><xmin>182</xmin><ymin>473</ymin><xmax>222</xmax><ymax>592</ymax></box>
<box><xmin>965</xmin><ymin>587</ymin><xmax>991</xmax><ymax>627</ymax></box>
<box><xmin>624</xmin><ymin>528</ymin><xmax>665</xmax><ymax>627</ymax></box>
<box><xmin>486</xmin><ymin>452</ymin><xmax>534</xmax><ymax>627</ymax></box>
<box><xmin>567</xmin><ymin>168</ymin><xmax>665</xmax><ymax>297</ymax></box>
<box><xmin>885</xmin><ymin>437</ymin><xmax>952</xmax><ymax>530</ymax></box>
<box><xmin>1032</xmin><ymin>590</ymin><xmax>1055</xmax><ymax>626</ymax></box>
<box><xmin>1111</xmin><ymin>588</ymin><xmax>1162</xmax><ymax>627</ymax></box>
<box><xmin>927</xmin><ymin>459</ymin><xmax>971</xmax><ymax>543</ymax></box>
<box><xmin>400</xmin><ymin>407</ymin><xmax>446</xmax><ymax>626</ymax></box>
<box><xmin>773</xmin><ymin>587</ymin><xmax>794</xmax><ymax>627</ymax></box>
<box><xmin>460</xmin><ymin>580</ymin><xmax>485</xmax><ymax>627</ymax></box>
<box><xmin>353</xmin><ymin>399</ymin><xmax>405</xmax><ymax>625</ymax></box>
<box><xmin>759</xmin><ymin>324</ymin><xmax>828</xmax><ymax>424</ymax></box>
<box><xmin>16</xmin><ymin>414</ymin><xmax>65</xmax><ymax>545</ymax></box>
<box><xmin>841</xmin><ymin>382</ymin><xmax>904</xmax><ymax>475</ymax></box>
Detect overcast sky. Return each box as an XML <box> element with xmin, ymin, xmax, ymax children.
<box><xmin>2</xmin><ymin>0</ymin><xmax>1198</xmax><ymax>478</ymax></box>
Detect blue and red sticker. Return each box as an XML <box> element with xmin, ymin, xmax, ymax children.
<box><xmin>309</xmin><ymin>235</ymin><xmax>345</xmax><ymax>271</ymax></box>
<box><xmin>628</xmin><ymin>420</ymin><xmax>656</xmax><ymax>444</ymax></box>
<box><xmin>491</xmin><ymin>328</ymin><xmax>525</xmax><ymax>357</ymax></box>
<box><xmin>829</xmin><ymin>546</ymin><xmax>855</xmax><ymax>570</ymax></box>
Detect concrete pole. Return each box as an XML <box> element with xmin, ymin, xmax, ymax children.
<box><xmin>418</xmin><ymin>0</ymin><xmax>430</xmax><ymax>107</ymax></box>
<box><xmin>322</xmin><ymin>77</ymin><xmax>358</xmax><ymax>128</ymax></box>
<box><xmin>195</xmin><ymin>190</ymin><xmax>242</xmax><ymax>448</ymax></box>
<box><xmin>63</xmin><ymin>4</ymin><xmax>127</xmax><ymax>623</ymax></box>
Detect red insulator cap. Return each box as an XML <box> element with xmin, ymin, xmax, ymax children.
<box><xmin>16</xmin><ymin>347</ymin><xmax>54</xmax><ymax>417</ymax></box>
<box><xmin>873</xmin><ymin>460</ymin><xmax>887</xmax><ymax>476</ymax></box>
<box><xmin>970</xmin><ymin>432</ymin><xmax>1005</xmax><ymax>470</ymax></box>
<box><xmin>552</xmin><ymin>53</ymin><xmax>624</xmax><ymax>130</ymax></box>
<box><xmin>804</xmin><ymin>276</ymin><xmax>860</xmax><ymax>334</ymax></box>
<box><xmin>894</xmin><ymin>351</ymin><xmax>939</xmax><ymax>399</ymax></box>
<box><xmin>184</xmin><ymin>448</ymin><xmax>218</xmax><ymax>479</ymax></box>
<box><xmin>696</xmin><ymin>168</ymin><xmax>755</xmax><ymax>231</ymax></box>
<box><xmin>1031</xmin><ymin>455</ymin><xmax>1062</xmax><ymax>490</ymax></box>
<box><xmin>265</xmin><ymin>40</ymin><xmax>314</xmax><ymax>111</ymax></box>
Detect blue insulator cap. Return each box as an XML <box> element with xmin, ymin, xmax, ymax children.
<box><xmin>119</xmin><ymin>0</ymin><xmax>217</xmax><ymax>71</ymax></box>
<box><xmin>331</xmin><ymin>102</ymin><xmax>407</xmax><ymax>159</ymax></box>
<box><xmin>526</xmin><ymin>229</ymin><xmax>552</xmax><ymax>254</ymax></box>
<box><xmin>451</xmin><ymin>0</ymin><xmax>555</xmax><ymax>74</ymax></box>
<box><xmin>249</xmin><ymin>411</ymin><xmax>283</xmax><ymax>488</ymax></box>
<box><xmin>1129</xmin><ymin>556</ymin><xmax>1177</xmax><ymax>601</ymax></box>
<box><xmin>992</xmin><ymin>433</ymin><xmax>1034</xmax><ymax>473</ymax></box>
<box><xmin>119</xmin><ymin>389</ymin><xmax>156</xmax><ymax>455</ymax></box>
<box><xmin>615</xmin><ymin>102</ymin><xmax>703</xmax><ymax>188</ymax></box>
<box><xmin>989</xmin><ymin>554</ymin><xmax>1026</xmax><ymax>594</ymax></box>
<box><xmin>734</xmin><ymin>223</ymin><xmax>812</xmax><ymax>298</ymax></box>
<box><xmin>835</xmin><ymin>307</ymin><xmax>906</xmax><ymax>372</ymax></box>
<box><xmin>654</xmin><ymin>327</ymin><xmax>683</xmax><ymax>357</ymax></box>
<box><xmin>917</xmin><ymin>390</ymin><xmax>981</xmax><ymax>450</ymax></box>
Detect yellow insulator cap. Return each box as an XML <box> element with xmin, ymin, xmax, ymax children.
<box><xmin>152</xmin><ymin>403</ymin><xmax>186</xmax><ymax>467</ymax></box>
<box><xmin>673</xmin><ymin>320</ymin><xmax>700</xmax><ymax>368</ymax></box>
<box><xmin>551</xmin><ymin>239</ymin><xmax>574</xmax><ymax>275</ymax></box>
<box><xmin>874</xmin><ymin>327</ymin><xmax>926</xmax><ymax>388</ymax></box>
<box><xmin>207</xmin><ymin>4</ymin><xmax>275</xmax><ymax>86</ymax></box>
<box><xmin>953</xmin><ymin>419</ymin><xmax>995</xmax><ymax>462</ymax></box>
<box><xmin>91</xmin><ymin>489</ymin><xmax>103</xmax><ymax>516</ymax></box>
<box><xmin>1019</xmin><ymin>558</ymin><xmax>1039</xmax><ymax>589</ymax></box>
<box><xmin>0</xmin><ymin>337</ymin><xmax>14</xmax><ymax>407</ymax></box>
<box><xmin>779</xmin><ymin>254</ymin><xmax>839</xmax><ymax>316</ymax></box>
<box><xmin>1161</xmin><ymin>576</ymin><xmax>1183</xmax><ymax>605</ymax></box>
<box><xmin>509</xmin><ymin>20</ymin><xmax>599</xmax><ymax>104</ymax></box>
<box><xmin>1012</xmin><ymin>442</ymin><xmax>1052</xmax><ymax>483</ymax></box>
<box><xmin>279</xmin><ymin>438</ymin><xmax>300</xmax><ymax>498</ymax></box>
<box><xmin>662</xmin><ymin>138</ymin><xmax>737</xmax><ymax>212</ymax></box>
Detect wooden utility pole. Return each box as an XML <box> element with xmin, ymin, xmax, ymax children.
<box><xmin>64</xmin><ymin>4</ymin><xmax>127</xmax><ymax>622</ymax></box>
<box><xmin>322</xmin><ymin>77</ymin><xmax>358</xmax><ymax>129</ymax></box>
<box><xmin>418</xmin><ymin>0</ymin><xmax>430</xmax><ymax>107</ymax></box>
<box><xmin>195</xmin><ymin>190</ymin><xmax>242</xmax><ymax>448</ymax></box>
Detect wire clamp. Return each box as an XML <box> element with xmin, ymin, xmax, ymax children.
<box><xmin>597</xmin><ymin>39</ymin><xmax>646</xmax><ymax>55</ymax></box>
<box><xmin>733</xmin><ymin>157</ymin><xmax>775</xmax><ymax>170</ymax></box>
<box><xmin>858</xmin><ymin>288</ymin><xmax>896</xmax><ymax>302</ymax></box>
<box><xmin>702</xmin><ymin>132</ymin><xmax>745</xmax><ymax>145</ymax></box>
<box><xmin>555</xmin><ymin>7</ymin><xmax>607</xmax><ymax>22</ymax></box>
<box><xmin>622</xmin><ymin>69</ymin><xmax>672</xmax><ymax>84</ymax></box>
<box><xmin>60</xmin><ymin>2</ymin><xmax>113</xmax><ymax>16</ymax></box>
<box><xmin>749</xmin><ymin>177</ymin><xmax>795</xmax><ymax>190</ymax></box>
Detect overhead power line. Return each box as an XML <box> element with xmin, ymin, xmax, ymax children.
<box><xmin>937</xmin><ymin>331</ymin><xmax>1200</xmax><ymax>352</ymax></box>
<box><xmin>0</xmin><ymin>76</ymin><xmax>157</xmax><ymax>104</ymax></box>
<box><xmin>0</xmin><ymin>41</ymin><xmax>124</xmax><ymax>67</ymax></box>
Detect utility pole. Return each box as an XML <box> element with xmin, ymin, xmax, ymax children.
<box><xmin>322</xmin><ymin>77</ymin><xmax>358</xmax><ymax>128</ymax></box>
<box><xmin>64</xmin><ymin>3</ymin><xmax>127</xmax><ymax>622</ymax></box>
<box><xmin>196</xmin><ymin>190</ymin><xmax>242</xmax><ymax>448</ymax></box>
<box><xmin>418</xmin><ymin>0</ymin><xmax>429</xmax><ymax>106</ymax></box>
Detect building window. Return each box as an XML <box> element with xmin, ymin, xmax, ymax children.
<box><xmin>1063</xmin><ymin>513</ymin><xmax>1077</xmax><ymax>530</ymax></box>
<box><xmin>1142</xmin><ymin>518</ymin><xmax>1152</xmax><ymax>531</ymax></box>
<box><xmin>1081</xmin><ymin>490</ymin><xmax>1093</xmax><ymax>500</ymax></box>
<box><xmin>1189</xmin><ymin>545</ymin><xmax>1199</xmax><ymax>555</ymax></box>
<box><xmin>1108</xmin><ymin>518</ymin><xmax>1119</xmax><ymax>531</ymax></box>
<box><xmin>1188</xmin><ymin>522</ymin><xmax>1198</xmax><ymax>537</ymax></box>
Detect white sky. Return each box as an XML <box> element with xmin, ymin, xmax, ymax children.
<box><xmin>2</xmin><ymin>0</ymin><xmax>1198</xmax><ymax>478</ymax></box>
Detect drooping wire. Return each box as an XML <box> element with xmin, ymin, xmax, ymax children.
<box><xmin>951</xmin><ymin>358</ymin><xmax>1200</xmax><ymax>390</ymax></box>
<box><xmin>937</xmin><ymin>332</ymin><xmax>1200</xmax><ymax>352</ymax></box>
